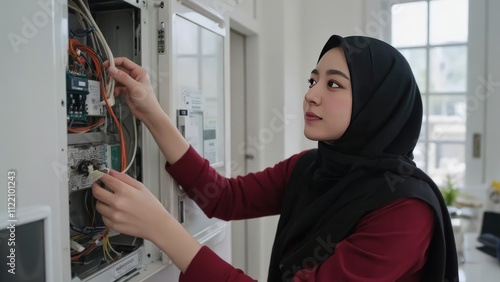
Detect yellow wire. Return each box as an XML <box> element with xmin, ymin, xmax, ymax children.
<box><xmin>103</xmin><ymin>234</ymin><xmax>114</xmax><ymax>261</ymax></box>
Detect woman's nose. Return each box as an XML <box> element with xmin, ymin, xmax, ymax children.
<box><xmin>304</xmin><ymin>87</ymin><xmax>321</xmax><ymax>105</ymax></box>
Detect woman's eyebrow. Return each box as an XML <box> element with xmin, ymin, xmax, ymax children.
<box><xmin>311</xmin><ymin>69</ymin><xmax>350</xmax><ymax>80</ymax></box>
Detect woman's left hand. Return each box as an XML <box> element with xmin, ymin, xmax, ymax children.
<box><xmin>91</xmin><ymin>170</ymin><xmax>171</xmax><ymax>241</ymax></box>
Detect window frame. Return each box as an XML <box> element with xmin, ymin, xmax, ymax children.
<box><xmin>364</xmin><ymin>0</ymin><xmax>487</xmax><ymax>188</ymax></box>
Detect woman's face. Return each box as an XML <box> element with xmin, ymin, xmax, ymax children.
<box><xmin>303</xmin><ymin>47</ymin><xmax>352</xmax><ymax>141</ymax></box>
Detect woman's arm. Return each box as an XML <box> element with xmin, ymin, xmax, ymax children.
<box><xmin>107</xmin><ymin>57</ymin><xmax>306</xmax><ymax>220</ymax></box>
<box><xmin>166</xmin><ymin>146</ymin><xmax>307</xmax><ymax>220</ymax></box>
<box><xmin>93</xmin><ymin>170</ymin><xmax>258</xmax><ymax>280</ymax></box>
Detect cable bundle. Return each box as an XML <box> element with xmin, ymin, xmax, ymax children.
<box><xmin>67</xmin><ymin>0</ymin><xmax>137</xmax><ymax>173</ymax></box>
<box><xmin>67</xmin><ymin>0</ymin><xmax>140</xmax><ymax>266</ymax></box>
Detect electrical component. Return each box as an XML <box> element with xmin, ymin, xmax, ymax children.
<box><xmin>68</xmin><ymin>144</ymin><xmax>107</xmax><ymax>191</ymax></box>
<box><xmin>67</xmin><ymin>73</ymin><xmax>90</xmax><ymax>121</ymax></box>
<box><xmin>86</xmin><ymin>79</ymin><xmax>104</xmax><ymax>116</ymax></box>
<box><xmin>67</xmin><ymin>74</ymin><xmax>89</xmax><ymax>94</ymax></box>
<box><xmin>176</xmin><ymin>109</ymin><xmax>188</xmax><ymax>137</ymax></box>
<box><xmin>107</xmin><ymin>143</ymin><xmax>122</xmax><ymax>171</ymax></box>
<box><xmin>71</xmin><ymin>240</ymin><xmax>85</xmax><ymax>252</ymax></box>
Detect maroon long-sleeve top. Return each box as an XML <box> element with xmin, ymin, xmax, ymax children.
<box><xmin>166</xmin><ymin>147</ymin><xmax>434</xmax><ymax>281</ymax></box>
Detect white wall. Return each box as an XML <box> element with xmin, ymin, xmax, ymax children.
<box><xmin>0</xmin><ymin>1</ymin><xmax>71</xmax><ymax>281</ymax></box>
<box><xmin>300</xmin><ymin>0</ymin><xmax>366</xmax><ymax>150</ymax></box>
<box><xmin>282</xmin><ymin>0</ymin><xmax>305</xmax><ymax>158</ymax></box>
<box><xmin>246</xmin><ymin>1</ymin><xmax>287</xmax><ymax>279</ymax></box>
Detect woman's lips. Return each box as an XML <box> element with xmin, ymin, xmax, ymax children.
<box><xmin>305</xmin><ymin>112</ymin><xmax>322</xmax><ymax>121</ymax></box>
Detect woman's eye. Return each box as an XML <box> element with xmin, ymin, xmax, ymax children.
<box><xmin>328</xmin><ymin>81</ymin><xmax>340</xmax><ymax>88</ymax></box>
<box><xmin>307</xmin><ymin>78</ymin><xmax>316</xmax><ymax>88</ymax></box>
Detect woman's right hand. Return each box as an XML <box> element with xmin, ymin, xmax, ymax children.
<box><xmin>107</xmin><ymin>57</ymin><xmax>190</xmax><ymax>165</ymax></box>
<box><xmin>105</xmin><ymin>57</ymin><xmax>162</xmax><ymax>122</ymax></box>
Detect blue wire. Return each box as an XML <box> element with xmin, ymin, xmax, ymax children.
<box><xmin>70</xmin><ymin>26</ymin><xmax>95</xmax><ymax>38</ymax></box>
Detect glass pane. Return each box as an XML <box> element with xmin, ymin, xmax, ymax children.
<box><xmin>430</xmin><ymin>0</ymin><xmax>468</xmax><ymax>45</ymax></box>
<box><xmin>177</xmin><ymin>57</ymin><xmax>199</xmax><ymax>89</ymax></box>
<box><xmin>413</xmin><ymin>141</ymin><xmax>426</xmax><ymax>171</ymax></box>
<box><xmin>399</xmin><ymin>48</ymin><xmax>428</xmax><ymax>92</ymax></box>
<box><xmin>429</xmin><ymin>46</ymin><xmax>467</xmax><ymax>93</ymax></box>
<box><xmin>175</xmin><ymin>17</ymin><xmax>198</xmax><ymax>55</ymax></box>
<box><xmin>427</xmin><ymin>142</ymin><xmax>465</xmax><ymax>187</ymax></box>
<box><xmin>428</xmin><ymin>95</ymin><xmax>466</xmax><ymax>141</ymax></box>
<box><xmin>202</xmin><ymin>58</ymin><xmax>220</xmax><ymax>99</ymax></box>
<box><xmin>173</xmin><ymin>15</ymin><xmax>226</xmax><ymax>236</ymax></box>
<box><xmin>391</xmin><ymin>1</ymin><xmax>428</xmax><ymax>47</ymax></box>
<box><xmin>420</xmin><ymin>95</ymin><xmax>427</xmax><ymax>140</ymax></box>
<box><xmin>202</xmin><ymin>29</ymin><xmax>218</xmax><ymax>55</ymax></box>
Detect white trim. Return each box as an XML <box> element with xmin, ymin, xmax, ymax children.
<box><xmin>0</xmin><ymin>205</ymin><xmax>52</xmax><ymax>282</ymax></box>
<box><xmin>484</xmin><ymin>0</ymin><xmax>500</xmax><ymax>185</ymax></box>
<box><xmin>465</xmin><ymin>0</ymin><xmax>487</xmax><ymax>187</ymax></box>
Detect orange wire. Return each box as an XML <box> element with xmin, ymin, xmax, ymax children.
<box><xmin>100</xmin><ymin>81</ymin><xmax>127</xmax><ymax>171</ymax></box>
<box><xmin>68</xmin><ymin>118</ymin><xmax>104</xmax><ymax>133</ymax></box>
<box><xmin>67</xmin><ymin>39</ymin><xmax>128</xmax><ymax>171</ymax></box>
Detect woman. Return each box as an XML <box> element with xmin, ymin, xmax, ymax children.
<box><xmin>92</xmin><ymin>35</ymin><xmax>459</xmax><ymax>281</ymax></box>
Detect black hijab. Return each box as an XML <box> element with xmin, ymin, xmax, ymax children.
<box><xmin>268</xmin><ymin>35</ymin><xmax>458</xmax><ymax>281</ymax></box>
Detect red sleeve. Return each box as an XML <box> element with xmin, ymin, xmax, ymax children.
<box><xmin>179</xmin><ymin>246</ymin><xmax>256</xmax><ymax>282</ymax></box>
<box><xmin>179</xmin><ymin>198</ymin><xmax>434</xmax><ymax>282</ymax></box>
<box><xmin>293</xmin><ymin>198</ymin><xmax>435</xmax><ymax>282</ymax></box>
<box><xmin>165</xmin><ymin>146</ymin><xmax>308</xmax><ymax>220</ymax></box>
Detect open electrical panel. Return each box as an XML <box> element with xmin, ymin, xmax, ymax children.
<box><xmin>64</xmin><ymin>0</ymin><xmax>230</xmax><ymax>280</ymax></box>
<box><xmin>65</xmin><ymin>1</ymin><xmax>150</xmax><ymax>280</ymax></box>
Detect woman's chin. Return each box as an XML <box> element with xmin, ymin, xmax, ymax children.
<box><xmin>304</xmin><ymin>131</ymin><xmax>323</xmax><ymax>141</ymax></box>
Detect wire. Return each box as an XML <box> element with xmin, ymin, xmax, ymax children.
<box><xmin>85</xmin><ymin>189</ymin><xmax>91</xmax><ymax>218</ymax></box>
<box><xmin>68</xmin><ymin>0</ymin><xmax>139</xmax><ymax>172</ymax></box>
<box><xmin>102</xmin><ymin>232</ymin><xmax>122</xmax><ymax>262</ymax></box>
<box><xmin>67</xmin><ymin>39</ymin><xmax>127</xmax><ymax>171</ymax></box>
<box><xmin>68</xmin><ymin>1</ymin><xmax>114</xmax><ymax>104</ymax></box>
<box><xmin>70</xmin><ymin>224</ymin><xmax>106</xmax><ymax>234</ymax></box>
<box><xmin>70</xmin><ymin>26</ymin><xmax>94</xmax><ymax>38</ymax></box>
<box><xmin>66</xmin><ymin>2</ymin><xmax>137</xmax><ymax>263</ymax></box>
<box><xmin>75</xmin><ymin>0</ymin><xmax>116</xmax><ymax>103</ymax></box>
<box><xmin>101</xmin><ymin>81</ymin><xmax>127</xmax><ymax>171</ymax></box>
<box><xmin>108</xmin><ymin>240</ymin><xmax>122</xmax><ymax>257</ymax></box>
<box><xmin>67</xmin><ymin>118</ymin><xmax>104</xmax><ymax>133</ymax></box>
<box><xmin>71</xmin><ymin>228</ymin><xmax>109</xmax><ymax>261</ymax></box>
<box><xmin>91</xmin><ymin>192</ymin><xmax>96</xmax><ymax>227</ymax></box>
<box><xmin>103</xmin><ymin>234</ymin><xmax>114</xmax><ymax>261</ymax></box>
<box><xmin>122</xmin><ymin>117</ymin><xmax>137</xmax><ymax>174</ymax></box>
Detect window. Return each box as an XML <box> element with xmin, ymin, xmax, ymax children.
<box><xmin>390</xmin><ymin>0</ymin><xmax>469</xmax><ymax>187</ymax></box>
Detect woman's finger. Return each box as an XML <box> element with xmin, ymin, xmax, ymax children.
<box><xmin>109</xmin><ymin>170</ymin><xmax>143</xmax><ymax>190</ymax></box>
<box><xmin>91</xmin><ymin>182</ymin><xmax>115</xmax><ymax>205</ymax></box>
<box><xmin>114</xmin><ymin>86</ymin><xmax>128</xmax><ymax>97</ymax></box>
<box><xmin>113</xmin><ymin>57</ymin><xmax>143</xmax><ymax>73</ymax></box>
<box><xmin>95</xmin><ymin>200</ymin><xmax>113</xmax><ymax>218</ymax></box>
<box><xmin>95</xmin><ymin>173</ymin><xmax>133</xmax><ymax>195</ymax></box>
<box><xmin>108</xmin><ymin>66</ymin><xmax>139</xmax><ymax>89</ymax></box>
<box><xmin>100</xmin><ymin>214</ymin><xmax>116</xmax><ymax>231</ymax></box>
